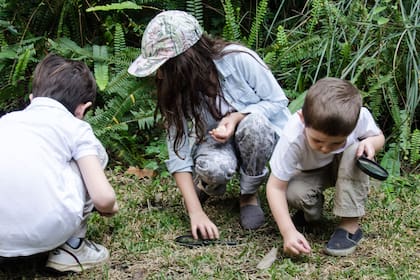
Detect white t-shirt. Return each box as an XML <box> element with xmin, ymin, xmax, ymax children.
<box><xmin>0</xmin><ymin>97</ymin><xmax>108</xmax><ymax>257</ymax></box>
<box><xmin>270</xmin><ymin>107</ymin><xmax>382</xmax><ymax>181</ymax></box>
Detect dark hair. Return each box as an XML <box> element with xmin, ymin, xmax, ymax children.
<box><xmin>156</xmin><ymin>34</ymin><xmax>232</xmax><ymax>156</ymax></box>
<box><xmin>32</xmin><ymin>53</ymin><xmax>97</xmax><ymax>115</ymax></box>
<box><xmin>302</xmin><ymin>77</ymin><xmax>362</xmax><ymax>136</ymax></box>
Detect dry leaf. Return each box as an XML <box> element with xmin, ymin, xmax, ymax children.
<box><xmin>126</xmin><ymin>166</ymin><xmax>155</xmax><ymax>178</ymax></box>
<box><xmin>256</xmin><ymin>247</ymin><xmax>278</xmax><ymax>270</ymax></box>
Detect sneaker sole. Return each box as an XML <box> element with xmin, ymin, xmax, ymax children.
<box><xmin>323</xmin><ymin>239</ymin><xmax>362</xmax><ymax>257</ymax></box>
<box><xmin>45</xmin><ymin>254</ymin><xmax>109</xmax><ymax>272</ymax></box>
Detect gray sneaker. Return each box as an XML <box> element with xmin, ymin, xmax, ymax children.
<box><xmin>45</xmin><ymin>239</ymin><xmax>109</xmax><ymax>272</ymax></box>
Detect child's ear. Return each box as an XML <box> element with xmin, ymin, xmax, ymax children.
<box><xmin>74</xmin><ymin>102</ymin><xmax>92</xmax><ymax>119</ymax></box>
<box><xmin>297</xmin><ymin>110</ymin><xmax>305</xmax><ymax>123</ymax></box>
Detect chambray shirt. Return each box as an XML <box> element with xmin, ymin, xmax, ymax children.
<box><xmin>165</xmin><ymin>44</ymin><xmax>291</xmax><ymax>174</ymax></box>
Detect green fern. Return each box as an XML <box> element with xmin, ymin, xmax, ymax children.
<box><xmin>11</xmin><ymin>45</ymin><xmax>35</xmax><ymax>86</ymax></box>
<box><xmin>93</xmin><ymin>45</ymin><xmax>109</xmax><ymax>91</ymax></box>
<box><xmin>186</xmin><ymin>0</ymin><xmax>203</xmax><ymax>26</ymax></box>
<box><xmin>114</xmin><ymin>23</ymin><xmax>126</xmax><ymax>56</ymax></box>
<box><xmin>308</xmin><ymin>0</ymin><xmax>323</xmax><ymax>34</ymax></box>
<box><xmin>246</xmin><ymin>0</ymin><xmax>268</xmax><ymax>49</ymax></box>
<box><xmin>222</xmin><ymin>0</ymin><xmax>241</xmax><ymax>41</ymax></box>
<box><xmin>362</xmin><ymin>74</ymin><xmax>392</xmax><ymax>119</ymax></box>
<box><xmin>86</xmin><ymin>1</ymin><xmax>143</xmax><ymax>12</ymax></box>
<box><xmin>276</xmin><ymin>25</ymin><xmax>288</xmax><ymax>50</ymax></box>
<box><xmin>47</xmin><ymin>37</ymin><xmax>92</xmax><ymax>58</ymax></box>
<box><xmin>409</xmin><ymin>129</ymin><xmax>420</xmax><ymax>165</ymax></box>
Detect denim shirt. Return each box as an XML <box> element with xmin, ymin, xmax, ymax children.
<box><xmin>165</xmin><ymin>44</ymin><xmax>291</xmax><ymax>174</ymax></box>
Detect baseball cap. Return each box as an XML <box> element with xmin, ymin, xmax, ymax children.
<box><xmin>128</xmin><ymin>10</ymin><xmax>203</xmax><ymax>77</ymax></box>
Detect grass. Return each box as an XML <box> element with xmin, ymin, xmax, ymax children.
<box><xmin>1</xmin><ymin>171</ymin><xmax>418</xmax><ymax>279</ymax></box>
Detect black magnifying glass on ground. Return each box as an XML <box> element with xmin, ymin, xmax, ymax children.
<box><xmin>356</xmin><ymin>155</ymin><xmax>389</xmax><ymax>181</ymax></box>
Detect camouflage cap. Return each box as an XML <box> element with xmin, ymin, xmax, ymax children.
<box><xmin>128</xmin><ymin>10</ymin><xmax>203</xmax><ymax>77</ymax></box>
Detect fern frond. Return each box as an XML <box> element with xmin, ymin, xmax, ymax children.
<box><xmin>308</xmin><ymin>0</ymin><xmax>323</xmax><ymax>34</ymax></box>
<box><xmin>186</xmin><ymin>0</ymin><xmax>203</xmax><ymax>26</ymax></box>
<box><xmin>86</xmin><ymin>1</ymin><xmax>143</xmax><ymax>12</ymax></box>
<box><xmin>93</xmin><ymin>45</ymin><xmax>109</xmax><ymax>91</ymax></box>
<box><xmin>11</xmin><ymin>45</ymin><xmax>35</xmax><ymax>86</ymax></box>
<box><xmin>222</xmin><ymin>0</ymin><xmax>241</xmax><ymax>41</ymax></box>
<box><xmin>113</xmin><ymin>23</ymin><xmax>126</xmax><ymax>57</ymax></box>
<box><xmin>409</xmin><ymin>129</ymin><xmax>420</xmax><ymax>165</ymax></box>
<box><xmin>362</xmin><ymin>74</ymin><xmax>392</xmax><ymax>119</ymax></box>
<box><xmin>47</xmin><ymin>37</ymin><xmax>92</xmax><ymax>58</ymax></box>
<box><xmin>247</xmin><ymin>0</ymin><xmax>268</xmax><ymax>49</ymax></box>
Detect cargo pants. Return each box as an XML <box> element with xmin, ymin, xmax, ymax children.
<box><xmin>192</xmin><ymin>113</ymin><xmax>278</xmax><ymax>196</ymax></box>
<box><xmin>286</xmin><ymin>142</ymin><xmax>370</xmax><ymax>221</ymax></box>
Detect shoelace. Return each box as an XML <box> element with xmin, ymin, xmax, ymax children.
<box><xmin>84</xmin><ymin>239</ymin><xmax>100</xmax><ymax>251</ymax></box>
<box><xmin>175</xmin><ymin>235</ymin><xmax>237</xmax><ymax>248</ymax></box>
<box><xmin>57</xmin><ymin>246</ymin><xmax>83</xmax><ymax>271</ymax></box>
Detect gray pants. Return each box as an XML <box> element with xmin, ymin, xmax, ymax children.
<box><xmin>286</xmin><ymin>143</ymin><xmax>370</xmax><ymax>221</ymax></box>
<box><xmin>192</xmin><ymin>113</ymin><xmax>278</xmax><ymax>195</ymax></box>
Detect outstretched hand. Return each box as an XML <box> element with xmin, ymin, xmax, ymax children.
<box><xmin>190</xmin><ymin>210</ymin><xmax>220</xmax><ymax>240</ymax></box>
<box><xmin>283</xmin><ymin>229</ymin><xmax>311</xmax><ymax>256</ymax></box>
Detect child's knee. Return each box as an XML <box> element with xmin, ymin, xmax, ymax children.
<box><xmin>195</xmin><ymin>155</ymin><xmax>236</xmax><ymax>185</ymax></box>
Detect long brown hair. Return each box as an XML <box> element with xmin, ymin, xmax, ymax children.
<box><xmin>156</xmin><ymin>34</ymin><xmax>232</xmax><ymax>157</ymax></box>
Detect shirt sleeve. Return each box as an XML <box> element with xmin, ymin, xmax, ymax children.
<box><xmin>72</xmin><ymin>122</ymin><xmax>108</xmax><ymax>168</ymax></box>
<box><xmin>354</xmin><ymin>107</ymin><xmax>382</xmax><ymax>140</ymax></box>
<box><xmin>164</xmin><ymin>122</ymin><xmax>194</xmax><ymax>174</ymax></box>
<box><xmin>269</xmin><ymin>136</ymin><xmax>301</xmax><ymax>182</ymax></box>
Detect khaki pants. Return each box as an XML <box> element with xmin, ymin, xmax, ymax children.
<box><xmin>286</xmin><ymin>143</ymin><xmax>369</xmax><ymax>221</ymax></box>
<box><xmin>68</xmin><ymin>160</ymin><xmax>94</xmax><ymax>239</ymax></box>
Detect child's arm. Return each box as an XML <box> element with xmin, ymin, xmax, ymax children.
<box><xmin>266</xmin><ymin>174</ymin><xmax>311</xmax><ymax>256</ymax></box>
<box><xmin>356</xmin><ymin>133</ymin><xmax>385</xmax><ymax>159</ymax></box>
<box><xmin>77</xmin><ymin>155</ymin><xmax>118</xmax><ymax>215</ymax></box>
<box><xmin>174</xmin><ymin>172</ymin><xmax>219</xmax><ymax>240</ymax></box>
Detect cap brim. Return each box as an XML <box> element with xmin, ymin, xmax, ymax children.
<box><xmin>128</xmin><ymin>55</ymin><xmax>169</xmax><ymax>77</ymax></box>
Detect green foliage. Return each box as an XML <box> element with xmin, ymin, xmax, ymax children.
<box><xmin>0</xmin><ymin>0</ymin><xmax>418</xmax><ymax>174</ymax></box>
<box><xmin>49</xmin><ymin>35</ymin><xmax>161</xmax><ymax>166</ymax></box>
<box><xmin>246</xmin><ymin>0</ymin><xmax>268</xmax><ymax>49</ymax></box>
<box><xmin>86</xmin><ymin>1</ymin><xmax>143</xmax><ymax>12</ymax></box>
<box><xmin>186</xmin><ymin>0</ymin><xmax>204</xmax><ymax>26</ymax></box>
<box><xmin>93</xmin><ymin>45</ymin><xmax>109</xmax><ymax>91</ymax></box>
<box><xmin>409</xmin><ymin>129</ymin><xmax>420</xmax><ymax>166</ymax></box>
<box><xmin>267</xmin><ymin>0</ymin><xmax>419</xmax><ymax>174</ymax></box>
<box><xmin>221</xmin><ymin>0</ymin><xmax>241</xmax><ymax>41</ymax></box>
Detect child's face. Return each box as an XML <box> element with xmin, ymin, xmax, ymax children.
<box><xmin>304</xmin><ymin>127</ymin><xmax>347</xmax><ymax>154</ymax></box>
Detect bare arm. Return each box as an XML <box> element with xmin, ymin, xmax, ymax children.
<box><xmin>174</xmin><ymin>172</ymin><xmax>219</xmax><ymax>240</ymax></box>
<box><xmin>266</xmin><ymin>174</ymin><xmax>311</xmax><ymax>255</ymax></box>
<box><xmin>77</xmin><ymin>155</ymin><xmax>118</xmax><ymax>215</ymax></box>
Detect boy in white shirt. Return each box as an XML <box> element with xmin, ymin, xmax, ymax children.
<box><xmin>267</xmin><ymin>77</ymin><xmax>385</xmax><ymax>256</ymax></box>
<box><xmin>0</xmin><ymin>54</ymin><xmax>119</xmax><ymax>272</ymax></box>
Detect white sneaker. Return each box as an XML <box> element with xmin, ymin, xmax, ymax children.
<box><xmin>45</xmin><ymin>239</ymin><xmax>109</xmax><ymax>272</ymax></box>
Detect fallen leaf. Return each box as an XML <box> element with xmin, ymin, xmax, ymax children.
<box><xmin>126</xmin><ymin>166</ymin><xmax>155</xmax><ymax>178</ymax></box>
<box><xmin>257</xmin><ymin>247</ymin><xmax>278</xmax><ymax>270</ymax></box>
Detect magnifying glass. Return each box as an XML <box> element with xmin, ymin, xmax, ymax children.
<box><xmin>356</xmin><ymin>155</ymin><xmax>389</xmax><ymax>181</ymax></box>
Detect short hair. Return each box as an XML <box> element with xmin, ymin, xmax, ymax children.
<box><xmin>302</xmin><ymin>77</ymin><xmax>362</xmax><ymax>136</ymax></box>
<box><xmin>32</xmin><ymin>53</ymin><xmax>97</xmax><ymax>114</ymax></box>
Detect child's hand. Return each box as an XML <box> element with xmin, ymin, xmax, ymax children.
<box><xmin>283</xmin><ymin>229</ymin><xmax>311</xmax><ymax>256</ymax></box>
<box><xmin>357</xmin><ymin>139</ymin><xmax>377</xmax><ymax>159</ymax></box>
<box><xmin>190</xmin><ymin>210</ymin><xmax>219</xmax><ymax>240</ymax></box>
<box><xmin>209</xmin><ymin>112</ymin><xmax>245</xmax><ymax>143</ymax></box>
<box><xmin>209</xmin><ymin>119</ymin><xmax>234</xmax><ymax>143</ymax></box>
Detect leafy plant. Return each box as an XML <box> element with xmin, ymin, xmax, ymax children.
<box><xmin>266</xmin><ymin>0</ymin><xmax>419</xmax><ymax>174</ymax></box>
